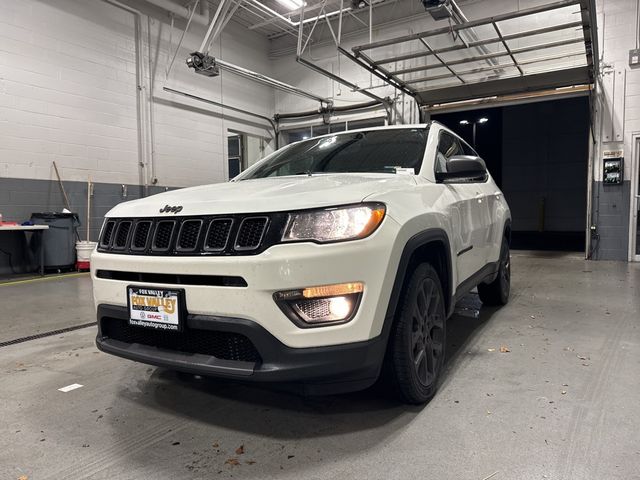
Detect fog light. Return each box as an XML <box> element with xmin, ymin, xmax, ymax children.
<box><xmin>328</xmin><ymin>296</ymin><xmax>351</xmax><ymax>318</ymax></box>
<box><xmin>274</xmin><ymin>283</ymin><xmax>363</xmax><ymax>327</ymax></box>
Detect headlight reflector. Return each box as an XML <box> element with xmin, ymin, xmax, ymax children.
<box><xmin>282</xmin><ymin>203</ymin><xmax>385</xmax><ymax>243</ymax></box>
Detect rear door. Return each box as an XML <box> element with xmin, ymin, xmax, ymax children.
<box><xmin>436</xmin><ymin>131</ymin><xmax>486</xmax><ymax>284</ymax></box>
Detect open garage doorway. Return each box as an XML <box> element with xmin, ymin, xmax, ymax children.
<box><xmin>432</xmin><ymin>96</ymin><xmax>590</xmax><ymax>252</ymax></box>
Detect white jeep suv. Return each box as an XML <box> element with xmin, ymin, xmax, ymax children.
<box><xmin>92</xmin><ymin>122</ymin><xmax>511</xmax><ymax>404</ymax></box>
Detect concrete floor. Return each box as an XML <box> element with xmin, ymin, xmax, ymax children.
<box><xmin>1</xmin><ymin>252</ymin><xmax>639</xmax><ymax>480</ymax></box>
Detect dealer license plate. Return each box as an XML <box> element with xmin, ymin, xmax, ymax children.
<box><xmin>127</xmin><ymin>286</ymin><xmax>184</xmax><ymax>331</ymax></box>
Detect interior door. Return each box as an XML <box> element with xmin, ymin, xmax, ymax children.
<box><xmin>634</xmin><ymin>193</ymin><xmax>640</xmax><ymax>261</ymax></box>
<box><xmin>633</xmin><ymin>148</ymin><xmax>640</xmax><ymax>261</ymax></box>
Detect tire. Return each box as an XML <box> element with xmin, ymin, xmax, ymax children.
<box><xmin>388</xmin><ymin>263</ymin><xmax>447</xmax><ymax>405</ymax></box>
<box><xmin>478</xmin><ymin>236</ymin><xmax>510</xmax><ymax>306</ymax></box>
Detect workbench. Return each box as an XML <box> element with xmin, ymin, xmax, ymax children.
<box><xmin>0</xmin><ymin>225</ymin><xmax>50</xmax><ymax>276</ymax></box>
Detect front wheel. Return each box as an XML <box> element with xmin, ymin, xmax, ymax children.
<box><xmin>478</xmin><ymin>236</ymin><xmax>510</xmax><ymax>306</ymax></box>
<box><xmin>388</xmin><ymin>263</ymin><xmax>446</xmax><ymax>405</ymax></box>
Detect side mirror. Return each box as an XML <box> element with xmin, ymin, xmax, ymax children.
<box><xmin>435</xmin><ymin>155</ymin><xmax>487</xmax><ymax>183</ymax></box>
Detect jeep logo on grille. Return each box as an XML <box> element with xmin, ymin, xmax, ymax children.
<box><xmin>159</xmin><ymin>205</ymin><xmax>183</xmax><ymax>214</ymax></box>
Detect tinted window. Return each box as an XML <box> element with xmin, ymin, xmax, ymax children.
<box><xmin>239</xmin><ymin>128</ymin><xmax>428</xmax><ymax>179</ymax></box>
<box><xmin>459</xmin><ymin>140</ymin><xmax>478</xmax><ymax>157</ymax></box>
<box><xmin>435</xmin><ymin>131</ymin><xmax>463</xmax><ymax>173</ymax></box>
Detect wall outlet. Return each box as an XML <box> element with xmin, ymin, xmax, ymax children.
<box><xmin>630</xmin><ymin>49</ymin><xmax>640</xmax><ymax>67</ymax></box>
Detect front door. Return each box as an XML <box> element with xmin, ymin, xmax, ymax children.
<box><xmin>436</xmin><ymin>130</ymin><xmax>486</xmax><ymax>283</ymax></box>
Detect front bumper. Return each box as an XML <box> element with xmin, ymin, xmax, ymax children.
<box><xmin>96</xmin><ymin>305</ymin><xmax>387</xmax><ymax>394</ymax></box>
<box><xmin>91</xmin><ymin>216</ymin><xmax>402</xmax><ymax>348</ymax></box>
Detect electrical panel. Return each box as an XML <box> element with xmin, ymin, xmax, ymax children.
<box><xmin>603</xmin><ymin>157</ymin><xmax>624</xmax><ymax>185</ymax></box>
<box><xmin>630</xmin><ymin>49</ymin><xmax>640</xmax><ymax>68</ymax></box>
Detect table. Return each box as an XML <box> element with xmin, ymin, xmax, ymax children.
<box><xmin>0</xmin><ymin>225</ymin><xmax>50</xmax><ymax>276</ymax></box>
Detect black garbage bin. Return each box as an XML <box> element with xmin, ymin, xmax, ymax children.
<box><xmin>30</xmin><ymin>212</ymin><xmax>80</xmax><ymax>271</ymax></box>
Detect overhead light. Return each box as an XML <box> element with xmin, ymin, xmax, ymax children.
<box><xmin>459</xmin><ymin>120</ymin><xmax>470</xmax><ymax>125</ymax></box>
<box><xmin>276</xmin><ymin>0</ymin><xmax>305</xmax><ymax>10</ymax></box>
<box><xmin>351</xmin><ymin>0</ymin><xmax>369</xmax><ymax>7</ymax></box>
<box><xmin>478</xmin><ymin>117</ymin><xmax>489</xmax><ymax>124</ymax></box>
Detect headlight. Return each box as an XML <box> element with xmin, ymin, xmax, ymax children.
<box><xmin>282</xmin><ymin>203</ymin><xmax>385</xmax><ymax>243</ymax></box>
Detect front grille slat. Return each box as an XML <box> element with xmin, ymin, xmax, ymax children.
<box><xmin>97</xmin><ymin>214</ymin><xmax>279</xmax><ymax>256</ymax></box>
<box><xmin>100</xmin><ymin>221</ymin><xmax>116</xmax><ymax>248</ymax></box>
<box><xmin>131</xmin><ymin>221</ymin><xmax>152</xmax><ymax>250</ymax></box>
<box><xmin>101</xmin><ymin>318</ymin><xmax>261</xmax><ymax>363</ymax></box>
<box><xmin>204</xmin><ymin>219</ymin><xmax>233</xmax><ymax>251</ymax></box>
<box><xmin>235</xmin><ymin>217</ymin><xmax>268</xmax><ymax>251</ymax></box>
<box><xmin>177</xmin><ymin>220</ymin><xmax>202</xmax><ymax>251</ymax></box>
<box><xmin>113</xmin><ymin>221</ymin><xmax>132</xmax><ymax>249</ymax></box>
<box><xmin>153</xmin><ymin>221</ymin><xmax>175</xmax><ymax>251</ymax></box>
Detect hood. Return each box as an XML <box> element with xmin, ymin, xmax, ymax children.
<box><xmin>107</xmin><ymin>174</ymin><xmax>418</xmax><ymax>217</ymax></box>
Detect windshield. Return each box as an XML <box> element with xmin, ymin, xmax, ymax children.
<box><xmin>237</xmin><ymin>128</ymin><xmax>428</xmax><ymax>180</ymax></box>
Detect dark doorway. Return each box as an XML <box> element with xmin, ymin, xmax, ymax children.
<box><xmin>432</xmin><ymin>96</ymin><xmax>590</xmax><ymax>252</ymax></box>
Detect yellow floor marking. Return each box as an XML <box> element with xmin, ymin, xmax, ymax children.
<box><xmin>0</xmin><ymin>272</ymin><xmax>90</xmax><ymax>287</ymax></box>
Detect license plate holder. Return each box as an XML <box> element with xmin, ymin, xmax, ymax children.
<box><xmin>127</xmin><ymin>286</ymin><xmax>185</xmax><ymax>332</ymax></box>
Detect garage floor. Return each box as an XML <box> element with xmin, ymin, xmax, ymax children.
<box><xmin>1</xmin><ymin>253</ymin><xmax>639</xmax><ymax>480</ymax></box>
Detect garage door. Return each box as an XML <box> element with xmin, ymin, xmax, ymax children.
<box><xmin>348</xmin><ymin>0</ymin><xmax>597</xmax><ymax>106</ymax></box>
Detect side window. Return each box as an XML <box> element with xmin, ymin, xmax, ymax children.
<box><xmin>435</xmin><ymin>131</ymin><xmax>462</xmax><ymax>173</ymax></box>
<box><xmin>460</xmin><ymin>141</ymin><xmax>478</xmax><ymax>157</ymax></box>
<box><xmin>458</xmin><ymin>139</ymin><xmax>488</xmax><ymax>182</ymax></box>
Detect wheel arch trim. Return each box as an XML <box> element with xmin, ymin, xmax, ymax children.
<box><xmin>381</xmin><ymin>229</ymin><xmax>454</xmax><ymax>343</ymax></box>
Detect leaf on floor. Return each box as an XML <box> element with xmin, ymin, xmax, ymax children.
<box><xmin>487</xmin><ymin>348</ymin><xmax>496</xmax><ymax>352</ymax></box>
<box><xmin>225</xmin><ymin>458</ymin><xmax>240</xmax><ymax>466</ymax></box>
<box><xmin>212</xmin><ymin>442</ymin><xmax>219</xmax><ymax>448</ymax></box>
<box><xmin>235</xmin><ymin>445</ymin><xmax>244</xmax><ymax>455</ymax></box>
<box><xmin>499</xmin><ymin>345</ymin><xmax>510</xmax><ymax>353</ymax></box>
<box><xmin>18</xmin><ymin>476</ymin><xmax>28</xmax><ymax>480</ymax></box>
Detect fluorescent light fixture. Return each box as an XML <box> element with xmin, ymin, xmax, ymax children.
<box><xmin>478</xmin><ymin>117</ymin><xmax>489</xmax><ymax>124</ymax></box>
<box><xmin>276</xmin><ymin>0</ymin><xmax>305</xmax><ymax>10</ymax></box>
<box><xmin>459</xmin><ymin>120</ymin><xmax>470</xmax><ymax>125</ymax></box>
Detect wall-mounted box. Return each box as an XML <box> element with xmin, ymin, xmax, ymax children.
<box><xmin>603</xmin><ymin>154</ymin><xmax>624</xmax><ymax>185</ymax></box>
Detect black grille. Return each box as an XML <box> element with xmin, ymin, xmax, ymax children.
<box><xmin>235</xmin><ymin>217</ymin><xmax>268</xmax><ymax>250</ymax></box>
<box><xmin>205</xmin><ymin>219</ymin><xmax>233</xmax><ymax>251</ymax></box>
<box><xmin>153</xmin><ymin>221</ymin><xmax>175</xmax><ymax>251</ymax></box>
<box><xmin>97</xmin><ymin>214</ymin><xmax>282</xmax><ymax>256</ymax></box>
<box><xmin>100</xmin><ymin>221</ymin><xmax>116</xmax><ymax>247</ymax></box>
<box><xmin>132</xmin><ymin>221</ymin><xmax>152</xmax><ymax>250</ymax></box>
<box><xmin>101</xmin><ymin>318</ymin><xmax>261</xmax><ymax>363</ymax></box>
<box><xmin>114</xmin><ymin>221</ymin><xmax>132</xmax><ymax>249</ymax></box>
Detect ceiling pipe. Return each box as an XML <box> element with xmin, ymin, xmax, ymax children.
<box><xmin>102</xmin><ymin>0</ymin><xmax>154</xmax><ymax>193</ymax></box>
<box><xmin>213</xmin><ymin>57</ymin><xmax>332</xmax><ymax>105</ymax></box>
<box><xmin>275</xmin><ymin>100</ymin><xmax>381</xmax><ymax>120</ymax></box>
<box><xmin>295</xmin><ymin>56</ymin><xmax>390</xmax><ymax>106</ymax></box>
<box><xmin>163</xmin><ymin>87</ymin><xmax>279</xmax><ymax>148</ymax></box>
<box><xmin>143</xmin><ymin>0</ymin><xmax>210</xmax><ymax>25</ymax></box>
<box><xmin>448</xmin><ymin>0</ymin><xmax>501</xmax><ymax>70</ymax></box>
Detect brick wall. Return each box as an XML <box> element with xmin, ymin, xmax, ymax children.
<box><xmin>0</xmin><ymin>0</ymin><xmax>276</xmax><ymax>274</ymax></box>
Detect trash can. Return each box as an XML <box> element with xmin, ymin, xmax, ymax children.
<box><xmin>30</xmin><ymin>212</ymin><xmax>80</xmax><ymax>271</ymax></box>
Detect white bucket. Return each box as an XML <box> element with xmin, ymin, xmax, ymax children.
<box><xmin>76</xmin><ymin>241</ymin><xmax>97</xmax><ymax>263</ymax></box>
